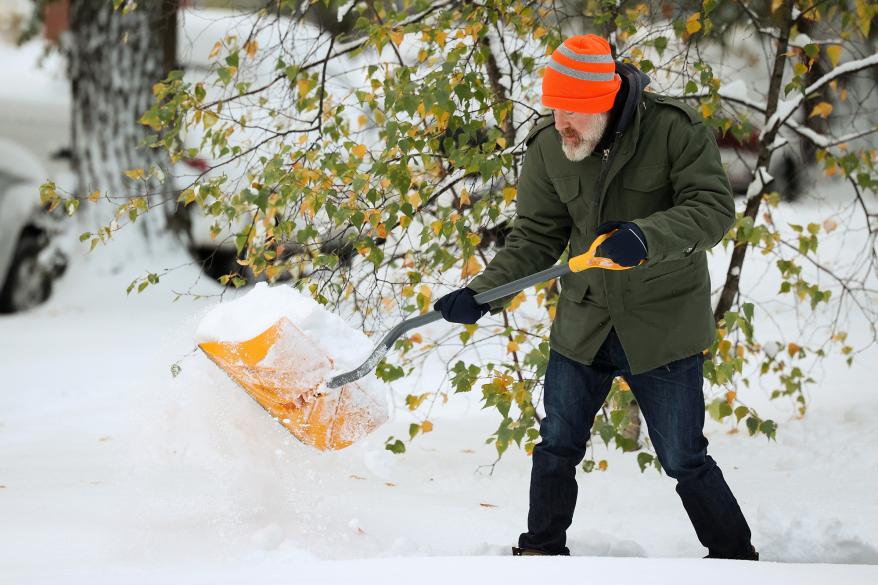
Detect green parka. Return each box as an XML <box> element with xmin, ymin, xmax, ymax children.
<box><xmin>466</xmin><ymin>70</ymin><xmax>735</xmax><ymax>375</ymax></box>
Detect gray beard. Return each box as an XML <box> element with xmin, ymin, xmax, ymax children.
<box><xmin>560</xmin><ymin>115</ymin><xmax>611</xmax><ymax>162</ymax></box>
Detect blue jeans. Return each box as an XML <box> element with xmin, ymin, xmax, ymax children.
<box><xmin>519</xmin><ymin>327</ymin><xmax>754</xmax><ymax>556</ymax></box>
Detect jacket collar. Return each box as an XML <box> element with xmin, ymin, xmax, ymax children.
<box><xmin>594</xmin><ymin>61</ymin><xmax>651</xmax><ymax>153</ymax></box>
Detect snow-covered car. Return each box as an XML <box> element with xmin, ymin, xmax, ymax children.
<box><xmin>0</xmin><ymin>140</ymin><xmax>67</xmax><ymax>313</ymax></box>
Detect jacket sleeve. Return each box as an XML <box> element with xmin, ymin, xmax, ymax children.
<box><xmin>466</xmin><ymin>139</ymin><xmax>573</xmax><ymax>315</ymax></box>
<box><xmin>631</xmin><ymin>114</ymin><xmax>735</xmax><ymax>267</ymax></box>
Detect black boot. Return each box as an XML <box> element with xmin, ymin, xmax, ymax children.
<box><xmin>703</xmin><ymin>544</ymin><xmax>759</xmax><ymax>561</ymax></box>
<box><xmin>512</xmin><ymin>546</ymin><xmax>568</xmax><ymax>556</ymax></box>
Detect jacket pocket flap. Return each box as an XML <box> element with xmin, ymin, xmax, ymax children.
<box><xmin>551</xmin><ymin>175</ymin><xmax>581</xmax><ymax>203</ymax></box>
<box><xmin>640</xmin><ymin>256</ymin><xmax>695</xmax><ymax>284</ymax></box>
<box><xmin>559</xmin><ymin>271</ymin><xmax>588</xmax><ymax>302</ymax></box>
<box><xmin>623</xmin><ymin>165</ymin><xmax>670</xmax><ymax>192</ymax></box>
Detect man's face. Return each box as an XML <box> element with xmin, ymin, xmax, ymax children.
<box><xmin>553</xmin><ymin>109</ymin><xmax>610</xmax><ymax>162</ymax></box>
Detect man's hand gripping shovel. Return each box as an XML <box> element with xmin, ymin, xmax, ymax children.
<box><xmin>199</xmin><ymin>230</ymin><xmax>641</xmax><ymax>451</ymax></box>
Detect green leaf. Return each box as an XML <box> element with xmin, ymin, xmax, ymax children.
<box><xmin>637</xmin><ymin>452</ymin><xmax>654</xmax><ymax>473</ymax></box>
<box><xmin>385</xmin><ymin>438</ymin><xmax>406</xmax><ymax>454</ymax></box>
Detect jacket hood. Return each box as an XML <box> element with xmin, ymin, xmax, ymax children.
<box><xmin>614</xmin><ymin>61</ymin><xmax>651</xmax><ymax>135</ymax></box>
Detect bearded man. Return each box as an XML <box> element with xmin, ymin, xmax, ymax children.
<box><xmin>433</xmin><ymin>34</ymin><xmax>759</xmax><ymax>561</ymax></box>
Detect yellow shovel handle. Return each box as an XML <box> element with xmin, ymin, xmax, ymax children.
<box><xmin>567</xmin><ymin>230</ymin><xmax>646</xmax><ymax>273</ymax></box>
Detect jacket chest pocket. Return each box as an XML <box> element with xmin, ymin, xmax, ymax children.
<box><xmin>552</xmin><ymin>175</ymin><xmax>591</xmax><ymax>221</ymax></box>
<box><xmin>622</xmin><ymin>163</ymin><xmax>670</xmax><ymax>192</ymax></box>
<box><xmin>621</xmin><ymin>164</ymin><xmax>671</xmax><ymax>215</ymax></box>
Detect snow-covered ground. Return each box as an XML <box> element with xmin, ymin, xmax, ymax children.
<box><xmin>2</xmin><ymin>178</ymin><xmax>878</xmax><ymax>584</ymax></box>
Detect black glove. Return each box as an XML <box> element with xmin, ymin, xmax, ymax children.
<box><xmin>596</xmin><ymin>221</ymin><xmax>649</xmax><ymax>267</ymax></box>
<box><xmin>433</xmin><ymin>287</ymin><xmax>490</xmax><ymax>324</ymax></box>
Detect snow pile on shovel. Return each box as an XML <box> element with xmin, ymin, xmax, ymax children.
<box><xmin>195</xmin><ymin>282</ymin><xmax>389</xmax><ymax>450</ymax></box>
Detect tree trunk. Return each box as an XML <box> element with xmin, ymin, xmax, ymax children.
<box><xmin>713</xmin><ymin>0</ymin><xmax>796</xmax><ymax>324</ymax></box>
<box><xmin>67</xmin><ymin>0</ymin><xmax>178</xmax><ymax>240</ymax></box>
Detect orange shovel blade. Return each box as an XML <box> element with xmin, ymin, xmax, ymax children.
<box><xmin>199</xmin><ymin>317</ymin><xmax>387</xmax><ymax>451</ymax></box>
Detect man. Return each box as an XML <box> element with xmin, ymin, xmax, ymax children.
<box><xmin>433</xmin><ymin>34</ymin><xmax>758</xmax><ymax>560</ymax></box>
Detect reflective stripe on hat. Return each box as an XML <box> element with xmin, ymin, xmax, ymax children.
<box><xmin>547</xmin><ymin>60</ymin><xmax>615</xmax><ymax>81</ymax></box>
<box><xmin>556</xmin><ymin>44</ymin><xmax>614</xmax><ymax>64</ymax></box>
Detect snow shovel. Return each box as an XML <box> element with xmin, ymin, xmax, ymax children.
<box><xmin>326</xmin><ymin>229</ymin><xmax>643</xmax><ymax>389</ymax></box>
<box><xmin>199</xmin><ymin>317</ymin><xmax>388</xmax><ymax>451</ymax></box>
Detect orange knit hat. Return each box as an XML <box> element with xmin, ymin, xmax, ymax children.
<box><xmin>542</xmin><ymin>34</ymin><xmax>621</xmax><ymax>113</ymax></box>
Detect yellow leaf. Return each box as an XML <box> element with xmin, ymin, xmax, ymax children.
<box><xmin>507</xmin><ymin>291</ymin><xmax>526</xmax><ymax>311</ymax></box>
<box><xmin>496</xmin><ymin>137</ymin><xmax>507</xmax><ymax>149</ymax></box>
<box><xmin>686</xmin><ymin>12</ymin><xmax>701</xmax><ymax>34</ymax></box>
<box><xmin>358</xmin><ymin>114</ymin><xmax>368</xmax><ymax>128</ymax></box>
<box><xmin>300</xmin><ymin>196</ymin><xmax>314</xmax><ymax>220</ymax></box>
<box><xmin>809</xmin><ymin>102</ymin><xmax>833</xmax><ymax>119</ymax></box>
<box><xmin>421</xmin><ymin>420</ymin><xmax>433</xmax><ymax>433</ymax></box>
<box><xmin>459</xmin><ymin>190</ymin><xmax>470</xmax><ymax>206</ymax></box>
<box><xmin>726</xmin><ymin>390</ymin><xmax>736</xmax><ymax>405</ymax></box>
<box><xmin>351</xmin><ymin>144</ymin><xmax>367</xmax><ymax>159</ymax></box>
<box><xmin>87</xmin><ymin>190</ymin><xmax>101</xmax><ymax>202</ymax></box>
<box><xmin>208</xmin><ymin>41</ymin><xmax>221</xmax><ymax>60</ymax></box>
<box><xmin>389</xmin><ymin>29</ymin><xmax>404</xmax><ymax>47</ymax></box>
<box><xmin>418</xmin><ymin>285</ymin><xmax>432</xmax><ymax>309</ymax></box>
<box><xmin>203</xmin><ymin>110</ymin><xmax>219</xmax><ymax>129</ymax></box>
<box><xmin>534</xmin><ymin>26</ymin><xmax>547</xmax><ymax>40</ymax></box>
<box><xmin>598</xmin><ymin>460</ymin><xmax>608</xmax><ymax>471</ymax></box>
<box><xmin>466</xmin><ymin>232</ymin><xmax>481</xmax><ymax>246</ymax></box>
<box><xmin>461</xmin><ymin>255</ymin><xmax>483</xmax><ymax>278</ymax></box>
<box><xmin>431</xmin><ymin>220</ymin><xmax>443</xmax><ymax>236</ymax></box>
<box><xmin>718</xmin><ymin>338</ymin><xmax>732</xmax><ymax>360</ymax></box>
<box><xmin>699</xmin><ymin>101</ymin><xmax>715</xmax><ymax>118</ymax></box>
<box><xmin>548</xmin><ymin>305</ymin><xmax>556</xmax><ymax>320</ymax></box>
<box><xmin>244</xmin><ymin>40</ymin><xmax>258</xmax><ymax>59</ymax></box>
<box><xmin>297</xmin><ymin>77</ymin><xmax>314</xmax><ymax>97</ymax></box>
<box><xmin>617</xmin><ymin>377</ymin><xmax>630</xmax><ymax>391</ymax></box>
<box><xmin>826</xmin><ymin>44</ymin><xmax>842</xmax><ymax>68</ymax></box>
<box><xmin>410</xmin><ymin>333</ymin><xmax>423</xmax><ymax>343</ymax></box>
<box><xmin>124</xmin><ymin>168</ymin><xmax>145</xmax><ymax>180</ymax></box>
<box><xmin>502</xmin><ymin>185</ymin><xmax>517</xmax><ymax>205</ymax></box>
<box><xmin>436</xmin><ymin>111</ymin><xmax>450</xmax><ymax>131</ymax></box>
<box><xmin>435</xmin><ymin>30</ymin><xmax>446</xmax><ymax>48</ymax></box>
<box><xmin>507</xmin><ymin>341</ymin><xmax>519</xmax><ymax>353</ymax></box>
<box><xmin>401</xmin><ymin>284</ymin><xmax>414</xmax><ymax>298</ymax></box>
<box><xmin>787</xmin><ymin>342</ymin><xmax>802</xmax><ymax>357</ymax></box>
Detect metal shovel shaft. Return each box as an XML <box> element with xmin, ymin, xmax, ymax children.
<box><xmin>325</xmin><ymin>262</ymin><xmax>573</xmax><ymax>388</ymax></box>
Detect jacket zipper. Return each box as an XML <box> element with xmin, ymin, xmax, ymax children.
<box><xmin>596</xmin><ymin>131</ymin><xmax>623</xmax><ymax>196</ymax></box>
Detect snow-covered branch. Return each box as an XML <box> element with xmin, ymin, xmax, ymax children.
<box><xmin>763</xmin><ymin>52</ymin><xmax>878</xmax><ymax>140</ymax></box>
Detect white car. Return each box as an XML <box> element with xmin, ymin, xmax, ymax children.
<box><xmin>0</xmin><ymin>139</ymin><xmax>67</xmax><ymax>313</ymax></box>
